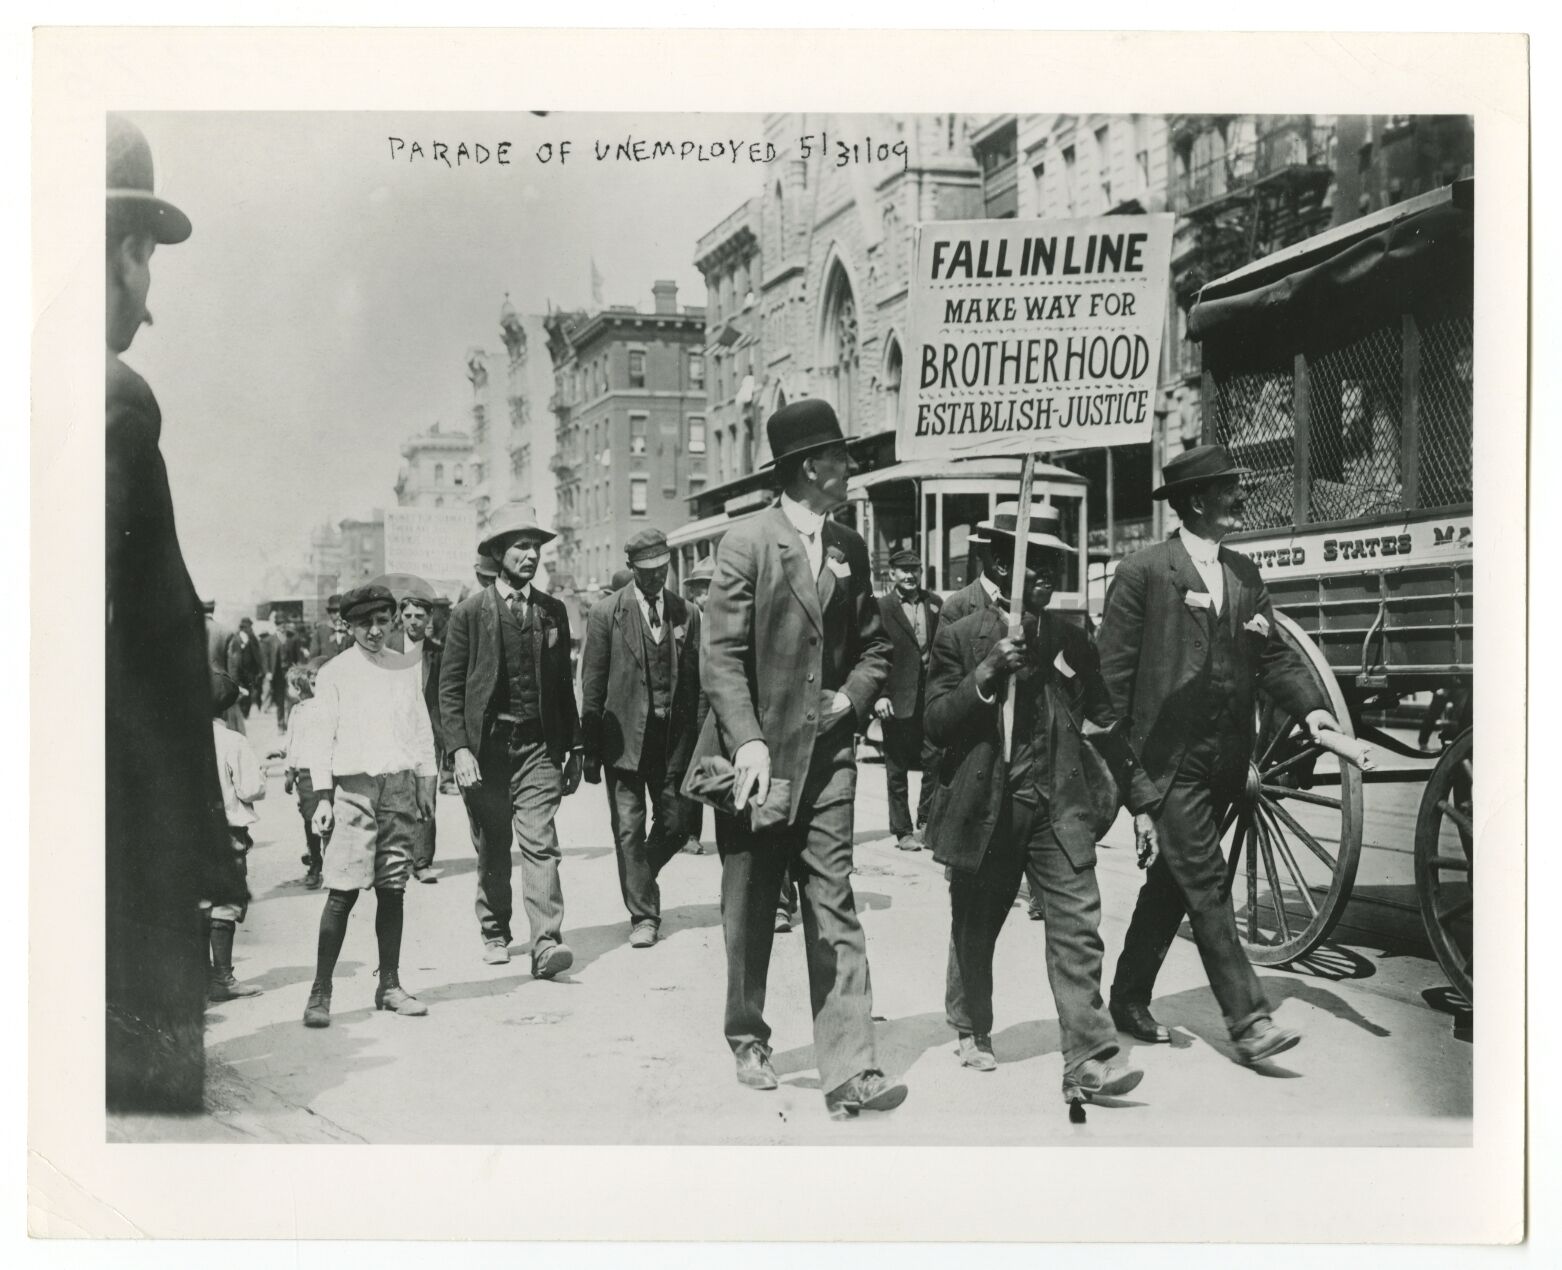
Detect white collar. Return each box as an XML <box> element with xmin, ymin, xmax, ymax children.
<box><xmin>634</xmin><ymin>586</ymin><xmax>661</xmax><ymax>611</ymax></box>
<box><xmin>495</xmin><ymin>577</ymin><xmax>532</xmax><ymax>604</ymax></box>
<box><xmin>979</xmin><ymin>574</ymin><xmax>1005</xmax><ymax>604</ymax></box>
<box><xmin>1179</xmin><ymin>527</ymin><xmax>1222</xmax><ymax>566</ymax></box>
<box><xmin>780</xmin><ymin>492</ymin><xmax>825</xmax><ymax>538</ymax></box>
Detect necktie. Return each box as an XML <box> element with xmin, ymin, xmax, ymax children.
<box><xmin>647</xmin><ymin>597</ymin><xmax>662</xmax><ymax>632</ymax></box>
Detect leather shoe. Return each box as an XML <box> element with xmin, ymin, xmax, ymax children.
<box><xmin>1234</xmin><ymin>1017</ymin><xmax>1301</xmax><ymax>1065</ymax></box>
<box><xmin>1063</xmin><ymin>1054</ymin><xmax>1144</xmax><ymax>1102</ymax></box>
<box><xmin>303</xmin><ymin>869</ymin><xmax>322</xmax><ymax>890</ymax></box>
<box><xmin>629</xmin><ymin>921</ymin><xmax>658</xmax><ymax>949</ymax></box>
<box><xmin>735</xmin><ymin>1047</ymin><xmax>779</xmax><ymax>1091</ymax></box>
<box><xmin>414</xmin><ymin>866</ymin><xmax>439</xmax><ymax>884</ymax></box>
<box><xmin>208</xmin><ymin>974</ymin><xmax>262</xmax><ymax>1003</ymax></box>
<box><xmin>896</xmin><ymin>834</ymin><xmax>922</xmax><ymax>852</ymax></box>
<box><xmin>533</xmin><ymin>942</ymin><xmax>574</xmax><ymax>979</ymax></box>
<box><xmin>483</xmin><ymin>940</ymin><xmax>511</xmax><ymax>965</ymax></box>
<box><xmin>375</xmin><ymin>981</ymin><xmax>428</xmax><ymax>1016</ymax></box>
<box><xmin>956</xmin><ymin>1033</ymin><xmax>997</xmax><ymax>1072</ymax></box>
<box><xmin>774</xmin><ymin>910</ymin><xmax>794</xmax><ymax>933</ymax></box>
<box><xmin>824</xmin><ymin>1069</ymin><xmax>908</xmax><ymax>1119</ymax></box>
<box><xmin>302</xmin><ymin>986</ymin><xmax>332</xmax><ymax>1028</ymax></box>
<box><xmin>1110</xmin><ymin>1001</ymin><xmax>1171</xmax><ymax>1044</ymax></box>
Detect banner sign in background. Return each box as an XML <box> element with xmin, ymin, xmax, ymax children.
<box><xmin>899</xmin><ymin>214</ymin><xmax>1174</xmax><ymax>461</ymax></box>
<box><xmin>383</xmin><ymin>506</ymin><xmax>478</xmax><ymax>593</ymax></box>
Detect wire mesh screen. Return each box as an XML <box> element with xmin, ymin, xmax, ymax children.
<box><xmin>1416</xmin><ymin>305</ymin><xmax>1474</xmax><ymax>508</ymax></box>
<box><xmin>1211</xmin><ymin>366</ymin><xmax>1295</xmax><ymax>531</ymax></box>
<box><xmin>1309</xmin><ymin>322</ymin><xmax>1405</xmax><ymax>522</ymax></box>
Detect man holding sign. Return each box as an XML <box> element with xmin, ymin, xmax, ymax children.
<box><xmin>1098</xmin><ymin>445</ymin><xmax>1341</xmax><ymax>1064</ymax></box>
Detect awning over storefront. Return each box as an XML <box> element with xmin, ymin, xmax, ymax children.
<box><xmin>1189</xmin><ymin>179</ymin><xmax>1473</xmax><ymax>359</ymax></box>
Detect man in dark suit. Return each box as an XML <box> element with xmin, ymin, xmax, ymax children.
<box><xmin>939</xmin><ymin>522</ymin><xmax>1001</xmax><ymax>627</ymax></box>
<box><xmin>581</xmin><ymin>529</ymin><xmax>702</xmax><ymax>947</ymax></box>
<box><xmin>1099</xmin><ymin>445</ymin><xmax>1340</xmax><ymax>1064</ymax></box>
<box><xmin>440</xmin><ymin>511</ymin><xmax>583</xmax><ymax>979</ymax></box>
<box><xmin>925</xmin><ymin>513</ymin><xmax>1152</xmax><ymax>1105</ymax></box>
<box><xmin>689</xmin><ymin>399</ymin><xmax>903</xmax><ymax>1120</ymax></box>
<box><xmin>388</xmin><ymin>583</ymin><xmax>445</xmax><ymax>884</ymax></box>
<box><xmin>204</xmin><ymin>602</ymin><xmax>246</xmax><ymax>735</ymax></box>
<box><xmin>226</xmin><ymin>617</ymin><xmax>264</xmax><ymax>717</ymax></box>
<box><xmin>313</xmin><ymin>594</ymin><xmax>351</xmax><ymax>661</ymax></box>
<box><xmin>873</xmin><ymin>548</ymin><xmax>942</xmax><ymax>851</ymax></box>
<box><xmin>106</xmin><ymin>114</ymin><xmax>246</xmax><ymax>1110</ymax></box>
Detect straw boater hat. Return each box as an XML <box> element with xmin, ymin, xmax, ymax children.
<box><xmin>479</xmin><ymin>508</ymin><xmax>556</xmax><ymax>560</ymax></box>
<box><xmin>1152</xmin><ymin>444</ymin><xmax>1249</xmax><ymax>499</ymax></box>
<box><xmin>977</xmin><ymin>501</ymin><xmax>1071</xmax><ymax>554</ymax></box>
<box><xmin>760</xmin><ymin>399</ymin><xmax>848</xmax><ymax>471</ymax></box>
<box><xmin>107</xmin><ymin>114</ymin><xmax>192</xmax><ymax>245</ymax></box>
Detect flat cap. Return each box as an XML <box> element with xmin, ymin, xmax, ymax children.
<box><xmin>625</xmin><ymin>527</ymin><xmax>671</xmax><ymax>568</ymax></box>
<box><xmin>887</xmin><ymin>549</ymin><xmax>922</xmax><ymax>570</ymax></box>
<box><xmin>339</xmin><ymin>584</ymin><xmax>398</xmax><ymax>621</ymax></box>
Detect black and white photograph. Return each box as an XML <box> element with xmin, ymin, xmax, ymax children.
<box><xmin>28</xmin><ymin>24</ymin><xmax>1531</xmax><ymax>1247</ymax></box>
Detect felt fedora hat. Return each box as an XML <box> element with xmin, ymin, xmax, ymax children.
<box><xmin>686</xmin><ymin>556</ymin><xmax>716</xmax><ymax>584</ymax></box>
<box><xmin>761</xmin><ymin>398</ymin><xmax>847</xmax><ymax>470</ymax></box>
<box><xmin>479</xmin><ymin>508</ymin><xmax>557</xmax><ymax>559</ymax></box>
<box><xmin>107</xmin><ymin>114</ymin><xmax>192</xmax><ymax>245</ymax></box>
<box><xmin>1152</xmin><ymin>444</ymin><xmax>1250</xmax><ymax>499</ymax></box>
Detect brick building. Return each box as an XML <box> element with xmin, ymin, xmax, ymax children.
<box><xmin>544</xmin><ymin>284</ymin><xmax>707</xmax><ymax>589</ymax></box>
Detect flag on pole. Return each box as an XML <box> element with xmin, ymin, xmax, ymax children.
<box><xmin>590</xmin><ymin>258</ymin><xmax>605</xmax><ymax>308</ymax></box>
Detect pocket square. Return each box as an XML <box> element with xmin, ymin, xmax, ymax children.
<box><xmin>1242</xmin><ymin>613</ymin><xmax>1271</xmax><ymax>636</ymax></box>
<box><xmin>828</xmin><ymin>558</ymin><xmax>852</xmax><ymax>579</ymax></box>
<box><xmin>1052</xmin><ymin>649</ymin><xmax>1075</xmax><ymax>678</ymax></box>
<box><xmin>1183</xmin><ymin>590</ymin><xmax>1213</xmax><ymax>610</ymax></box>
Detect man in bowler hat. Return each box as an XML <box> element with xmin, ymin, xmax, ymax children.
<box><xmin>106</xmin><ymin>114</ymin><xmax>246</xmax><ymax>1108</ymax></box>
<box><xmin>873</xmin><ymin>547</ymin><xmax>942</xmax><ymax>851</ymax></box>
<box><xmin>581</xmin><ymin>528</ymin><xmax>702</xmax><ymax>946</ymax></box>
<box><xmin>1098</xmin><ymin>444</ymin><xmax>1340</xmax><ymax>1063</ymax></box>
<box><xmin>689</xmin><ymin>398</ymin><xmax>905</xmax><ymax>1119</ymax></box>
<box><xmin>440</xmin><ymin>510</ymin><xmax>583</xmax><ymax>979</ymax></box>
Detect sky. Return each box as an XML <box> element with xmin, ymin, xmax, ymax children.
<box><xmin>126</xmin><ymin>111</ymin><xmax>766</xmax><ymax>607</ymax></box>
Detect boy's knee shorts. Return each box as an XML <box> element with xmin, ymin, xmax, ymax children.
<box><xmin>322</xmin><ymin>770</ymin><xmax>419</xmax><ymax>892</ymax></box>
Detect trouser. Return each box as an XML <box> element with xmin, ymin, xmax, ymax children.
<box><xmin>1110</xmin><ymin>739</ymin><xmax>1271</xmax><ymax>1039</ymax></box>
<box><xmin>462</xmin><ymin>729</ymin><xmax>565</xmax><ymax>955</ymax></box>
<box><xmin>945</xmin><ymin>799</ymin><xmax>1117</xmax><ymax>1075</ymax></box>
<box><xmin>413</xmin><ymin>778</ymin><xmax>437</xmax><ymax>871</ymax></box>
<box><xmin>276</xmin><ymin>681</ymin><xmax>292</xmax><ymax>729</ymax></box>
<box><xmin>200</xmin><ymin>828</ymin><xmax>253</xmax><ymax>924</ymax></box>
<box><xmin>882</xmin><ymin>715</ymin><xmax>936</xmax><ymax>839</ymax></box>
<box><xmin>717</xmin><ymin>726</ymin><xmax>876</xmax><ymax>1094</ymax></box>
<box><xmin>605</xmin><ymin>721</ymin><xmax>684</xmax><ymax>925</ymax></box>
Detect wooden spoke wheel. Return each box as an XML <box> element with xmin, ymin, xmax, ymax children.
<box><xmin>1220</xmin><ymin>612</ymin><xmax>1364</xmax><ymax>966</ymax></box>
<box><xmin>1414</xmin><ymin>728</ymin><xmax>1473</xmax><ymax>1002</ymax></box>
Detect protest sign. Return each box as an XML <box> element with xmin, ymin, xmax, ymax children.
<box><xmin>899</xmin><ymin>214</ymin><xmax>1174</xmax><ymax>461</ymax></box>
<box><xmin>383</xmin><ymin>506</ymin><xmax>478</xmax><ymax>594</ymax></box>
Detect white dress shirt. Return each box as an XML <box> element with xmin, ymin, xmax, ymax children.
<box><xmin>634</xmin><ymin>585</ymin><xmax>665</xmax><ymax>644</ymax></box>
<box><xmin>980</xmin><ymin>574</ymin><xmax>1006</xmax><ymax>608</ymax></box>
<box><xmin>494</xmin><ymin>576</ymin><xmax>535</xmax><ymax>610</ymax></box>
<box><xmin>780</xmin><ymin>492</ymin><xmax>826</xmax><ymax>578</ymax></box>
<box><xmin>310</xmin><ymin>644</ymin><xmax>438</xmax><ymax>790</ymax></box>
<box><xmin>1179</xmin><ymin>527</ymin><xmax>1226</xmax><ymax>612</ymax></box>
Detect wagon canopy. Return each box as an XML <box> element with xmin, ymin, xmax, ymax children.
<box><xmin>1189</xmin><ymin>179</ymin><xmax>1473</xmax><ymax>361</ymax></box>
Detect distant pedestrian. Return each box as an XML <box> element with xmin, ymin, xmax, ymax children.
<box><xmin>387</xmin><ymin>583</ymin><xmax>445</xmax><ymax>884</ymax></box>
<box><xmin>275</xmin><ymin>619</ymin><xmax>308</xmax><ymax>730</ymax></box>
<box><xmin>302</xmin><ymin>585</ymin><xmax>438</xmax><ymax>1027</ymax></box>
<box><xmin>268</xmin><ymin>658</ymin><xmax>330</xmax><ymax>888</ymax></box>
<box><xmin>227</xmin><ymin>617</ymin><xmax>264</xmax><ymax>717</ymax></box>
<box><xmin>440</xmin><ymin>510</ymin><xmax>583</xmax><ymax>978</ymax></box>
<box><xmin>473</xmin><ymin>553</ymin><xmax>499</xmax><ymax>594</ymax></box>
<box><xmin>581</xmin><ymin>529</ymin><xmax>702</xmax><ymax>948</ymax></box>
<box><xmin>313</xmin><ymin>594</ymin><xmax>350</xmax><ymax>661</ymax></box>
<box><xmin>874</xmin><ymin>548</ymin><xmax>942</xmax><ymax>851</ymax></box>
<box><xmin>205</xmin><ymin>671</ymin><xmax>265</xmax><ymax>1003</ymax></box>
<box><xmin>678</xmin><ymin>556</ymin><xmax>716</xmax><ymax>850</ymax></box>
<box><xmin>205</xmin><ymin>601</ymin><xmax>247</xmax><ymax>734</ymax></box>
<box><xmin>107</xmin><ymin>113</ymin><xmax>246</xmax><ymax>1108</ymax></box>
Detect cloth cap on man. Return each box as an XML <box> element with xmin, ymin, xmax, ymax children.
<box><xmin>1152</xmin><ymin>443</ymin><xmax>1250</xmax><ymax>499</ymax></box>
<box><xmin>761</xmin><ymin>398</ymin><xmax>848</xmax><ymax>470</ymax></box>
<box><xmin>107</xmin><ymin>114</ymin><xmax>192</xmax><ymax>245</ymax></box>
<box><xmin>479</xmin><ymin>508</ymin><xmax>557</xmax><ymax>559</ymax></box>
<box><xmin>339</xmin><ymin>584</ymin><xmax>398</xmax><ymax>622</ymax></box>
<box><xmin>888</xmin><ymin>549</ymin><xmax>922</xmax><ymax>571</ymax></box>
<box><xmin>625</xmin><ymin>528</ymin><xmax>671</xmax><ymax>570</ymax></box>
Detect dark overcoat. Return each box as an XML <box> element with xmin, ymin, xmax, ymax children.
<box><xmin>875</xmin><ymin>589</ymin><xmax>942</xmax><ymax>717</ymax></box>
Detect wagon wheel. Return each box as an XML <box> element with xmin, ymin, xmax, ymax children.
<box><xmin>1414</xmin><ymin>728</ymin><xmax>1473</xmax><ymax>1003</ymax></box>
<box><xmin>1219</xmin><ymin>611</ymin><xmax>1364</xmax><ymax>966</ymax></box>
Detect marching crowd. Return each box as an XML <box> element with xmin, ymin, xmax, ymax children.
<box><xmin>106</xmin><ymin>113</ymin><xmax>1345</xmax><ymax>1123</ymax></box>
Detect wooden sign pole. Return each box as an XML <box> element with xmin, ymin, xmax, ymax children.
<box><xmin>1001</xmin><ymin>452</ymin><xmax>1038</xmax><ymax>761</ymax></box>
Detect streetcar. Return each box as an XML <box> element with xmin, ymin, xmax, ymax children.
<box><xmin>1187</xmin><ymin>179</ymin><xmax>1474</xmax><ymax>1000</ymax></box>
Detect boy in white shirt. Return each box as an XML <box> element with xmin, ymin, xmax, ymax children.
<box><xmin>207</xmin><ymin>671</ymin><xmax>265</xmax><ymax>1002</ymax></box>
<box><xmin>269</xmin><ymin>658</ymin><xmax>331</xmax><ymax>888</ymax></box>
<box><xmin>303</xmin><ymin>585</ymin><xmax>437</xmax><ymax>1027</ymax></box>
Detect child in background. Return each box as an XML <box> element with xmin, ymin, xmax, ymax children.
<box><xmin>208</xmin><ymin>670</ymin><xmax>265</xmax><ymax>1002</ymax></box>
<box><xmin>270</xmin><ymin>658</ymin><xmax>331</xmax><ymax>889</ymax></box>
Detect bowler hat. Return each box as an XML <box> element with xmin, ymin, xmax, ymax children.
<box><xmin>107</xmin><ymin>114</ymin><xmax>192</xmax><ymax>245</ymax></box>
<box><xmin>686</xmin><ymin>556</ymin><xmax>716</xmax><ymax>585</ymax></box>
<box><xmin>339</xmin><ymin>584</ymin><xmax>397</xmax><ymax>621</ymax></box>
<box><xmin>473</xmin><ymin>553</ymin><xmax>500</xmax><ymax>578</ymax></box>
<box><xmin>480</xmin><ymin>508</ymin><xmax>556</xmax><ymax>559</ymax></box>
<box><xmin>625</xmin><ymin>528</ymin><xmax>671</xmax><ymax>569</ymax></box>
<box><xmin>326</xmin><ymin>593</ymin><xmax>343</xmax><ymax>612</ymax></box>
<box><xmin>1152</xmin><ymin>444</ymin><xmax>1250</xmax><ymax>499</ymax></box>
<box><xmin>608</xmin><ymin>568</ymin><xmax>634</xmax><ymax>592</ymax></box>
<box><xmin>761</xmin><ymin>399</ymin><xmax>847</xmax><ymax>470</ymax></box>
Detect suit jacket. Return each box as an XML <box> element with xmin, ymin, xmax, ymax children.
<box><xmin>939</xmin><ymin>574</ymin><xmax>1000</xmax><ymax>627</ymax></box>
<box><xmin>388</xmin><ymin>629</ymin><xmax>446</xmax><ymax>759</ymax></box>
<box><xmin>107</xmin><ymin>353</ymin><xmax>246</xmax><ymax>928</ymax></box>
<box><xmin>581</xmin><ymin>584</ymin><xmax>701</xmax><ymax>774</ymax></box>
<box><xmin>923</xmin><ymin>607</ymin><xmax>1153</xmax><ymax>873</ymax></box>
<box><xmin>1096</xmin><ymin>533</ymin><xmax>1327</xmax><ymax>802</ymax></box>
<box><xmin>226</xmin><ymin>632</ymin><xmax>262</xmax><ymax>683</ymax></box>
<box><xmin>876</xmin><ymin>589</ymin><xmax>942</xmax><ymax>718</ymax></box>
<box><xmin>439</xmin><ymin>583</ymin><xmax>581</xmax><ymax>765</ymax></box>
<box><xmin>689</xmin><ymin>503</ymin><xmax>892</xmax><ymax>826</ymax></box>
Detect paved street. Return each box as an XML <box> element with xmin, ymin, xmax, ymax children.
<box><xmin>111</xmin><ymin>711</ymin><xmax>1471</xmax><ymax>1147</ymax></box>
